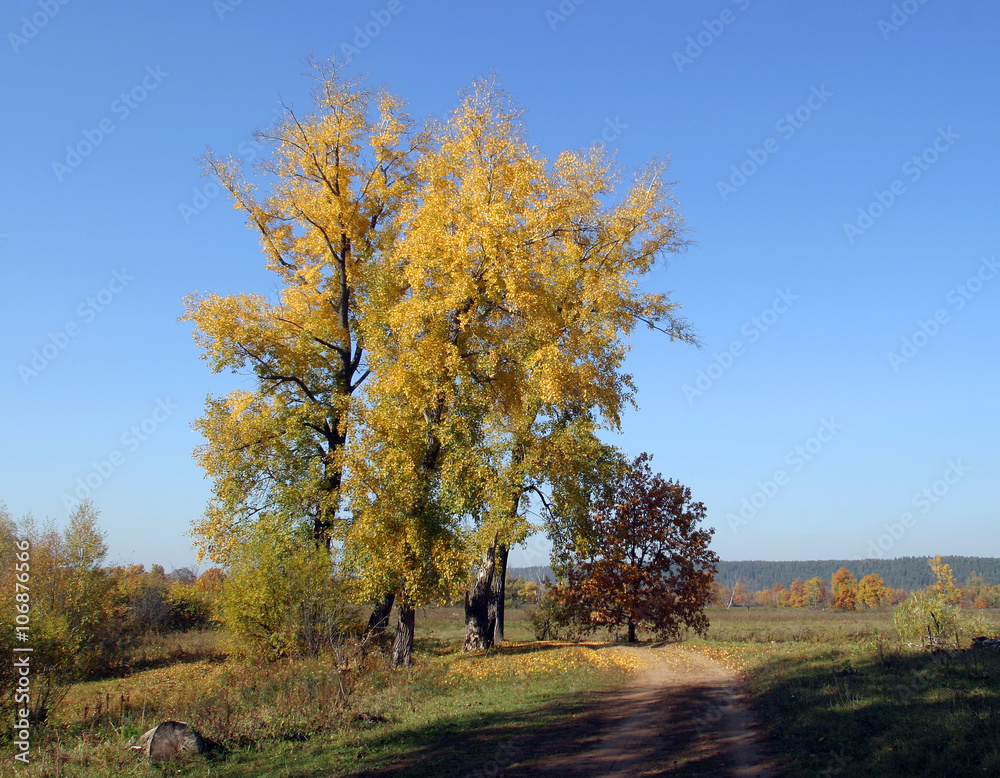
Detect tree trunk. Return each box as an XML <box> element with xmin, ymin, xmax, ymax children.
<box><xmin>390</xmin><ymin>603</ymin><xmax>415</xmax><ymax>668</ymax></box>
<box><xmin>627</xmin><ymin>617</ymin><xmax>637</xmax><ymax>644</ymax></box>
<box><xmin>490</xmin><ymin>543</ymin><xmax>509</xmax><ymax>645</ymax></box>
<box><xmin>366</xmin><ymin>592</ymin><xmax>395</xmax><ymax>635</ymax></box>
<box><xmin>464</xmin><ymin>539</ymin><xmax>497</xmax><ymax>651</ymax></box>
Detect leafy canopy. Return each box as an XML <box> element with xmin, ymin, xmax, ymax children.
<box><xmin>558</xmin><ymin>453</ymin><xmax>717</xmax><ymax>641</ymax></box>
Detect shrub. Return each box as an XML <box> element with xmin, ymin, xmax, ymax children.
<box><xmin>0</xmin><ymin>501</ymin><xmax>137</xmax><ymax>724</ymax></box>
<box><xmin>221</xmin><ymin>530</ymin><xmax>362</xmax><ymax>660</ymax></box>
<box><xmin>894</xmin><ymin>591</ymin><xmax>990</xmax><ymax>646</ymax></box>
<box><xmin>525</xmin><ymin>583</ymin><xmax>591</xmax><ymax>642</ymax></box>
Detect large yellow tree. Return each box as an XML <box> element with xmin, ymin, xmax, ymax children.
<box><xmin>182</xmin><ymin>63</ymin><xmax>418</xmax><ymax>567</ymax></box>
<box><xmin>347</xmin><ymin>77</ymin><xmax>692</xmax><ymax>664</ymax></box>
<box><xmin>185</xmin><ymin>67</ymin><xmax>692</xmax><ymax>668</ymax></box>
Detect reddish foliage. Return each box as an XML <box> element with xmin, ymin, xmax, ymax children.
<box><xmin>563</xmin><ymin>453</ymin><xmax>718</xmax><ymax>642</ymax></box>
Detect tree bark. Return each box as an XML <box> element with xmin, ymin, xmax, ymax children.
<box><xmin>627</xmin><ymin>617</ymin><xmax>637</xmax><ymax>644</ymax></box>
<box><xmin>464</xmin><ymin>539</ymin><xmax>497</xmax><ymax>651</ymax></box>
<box><xmin>390</xmin><ymin>602</ymin><xmax>415</xmax><ymax>668</ymax></box>
<box><xmin>490</xmin><ymin>543</ymin><xmax>509</xmax><ymax>645</ymax></box>
<box><xmin>366</xmin><ymin>592</ymin><xmax>395</xmax><ymax>635</ymax></box>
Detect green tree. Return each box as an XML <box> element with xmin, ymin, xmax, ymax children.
<box><xmin>894</xmin><ymin>591</ymin><xmax>988</xmax><ymax>646</ymax></box>
<box><xmin>221</xmin><ymin>524</ymin><xmax>358</xmax><ymax>659</ymax></box>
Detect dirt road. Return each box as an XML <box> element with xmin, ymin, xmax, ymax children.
<box><xmin>509</xmin><ymin>645</ymin><xmax>777</xmax><ymax>777</ymax></box>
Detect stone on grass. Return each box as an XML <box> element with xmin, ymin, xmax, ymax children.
<box><xmin>132</xmin><ymin>720</ymin><xmax>206</xmax><ymax>762</ymax></box>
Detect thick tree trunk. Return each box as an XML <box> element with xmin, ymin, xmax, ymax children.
<box><xmin>366</xmin><ymin>592</ymin><xmax>395</xmax><ymax>635</ymax></box>
<box><xmin>627</xmin><ymin>617</ymin><xmax>637</xmax><ymax>644</ymax></box>
<box><xmin>390</xmin><ymin>603</ymin><xmax>415</xmax><ymax>668</ymax></box>
<box><xmin>490</xmin><ymin>543</ymin><xmax>509</xmax><ymax>645</ymax></box>
<box><xmin>464</xmin><ymin>539</ymin><xmax>497</xmax><ymax>651</ymax></box>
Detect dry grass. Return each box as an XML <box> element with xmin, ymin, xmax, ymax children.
<box><xmin>6</xmin><ymin>611</ymin><xmax>634</xmax><ymax>777</ymax></box>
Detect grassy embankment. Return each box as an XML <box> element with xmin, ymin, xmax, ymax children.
<box><xmin>8</xmin><ymin>606</ymin><xmax>1000</xmax><ymax>777</ymax></box>
<box><xmin>689</xmin><ymin>607</ymin><xmax>1000</xmax><ymax>776</ymax></box>
<box><xmin>5</xmin><ymin>609</ymin><xmax>642</xmax><ymax>777</ymax></box>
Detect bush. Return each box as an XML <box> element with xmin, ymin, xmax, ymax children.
<box><xmin>894</xmin><ymin>591</ymin><xmax>990</xmax><ymax>647</ymax></box>
<box><xmin>525</xmin><ymin>583</ymin><xmax>591</xmax><ymax>642</ymax></box>
<box><xmin>0</xmin><ymin>501</ymin><xmax>137</xmax><ymax>724</ymax></box>
<box><xmin>221</xmin><ymin>530</ymin><xmax>363</xmax><ymax>660</ymax></box>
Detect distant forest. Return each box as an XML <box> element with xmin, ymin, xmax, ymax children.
<box><xmin>509</xmin><ymin>556</ymin><xmax>1000</xmax><ymax>593</ymax></box>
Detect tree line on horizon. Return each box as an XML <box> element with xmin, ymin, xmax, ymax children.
<box><xmin>712</xmin><ymin>556</ymin><xmax>1000</xmax><ymax>595</ymax></box>
<box><xmin>702</xmin><ymin>557</ymin><xmax>999</xmax><ymax>610</ymax></box>
<box><xmin>511</xmin><ymin>555</ymin><xmax>1000</xmax><ymax>609</ymax></box>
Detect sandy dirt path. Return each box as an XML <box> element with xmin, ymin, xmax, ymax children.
<box><xmin>508</xmin><ymin>645</ymin><xmax>778</xmax><ymax>777</ymax></box>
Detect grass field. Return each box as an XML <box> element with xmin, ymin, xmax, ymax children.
<box><xmin>694</xmin><ymin>607</ymin><xmax>1000</xmax><ymax>776</ymax></box>
<box><xmin>7</xmin><ymin>606</ymin><xmax>1000</xmax><ymax>776</ymax></box>
<box><xmin>6</xmin><ymin>609</ymin><xmax>639</xmax><ymax>777</ymax></box>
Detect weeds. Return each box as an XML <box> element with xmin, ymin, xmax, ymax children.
<box><xmin>690</xmin><ymin>607</ymin><xmax>1000</xmax><ymax>776</ymax></box>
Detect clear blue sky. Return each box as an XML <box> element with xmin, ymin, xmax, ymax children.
<box><xmin>3</xmin><ymin>0</ymin><xmax>997</xmax><ymax>572</ymax></box>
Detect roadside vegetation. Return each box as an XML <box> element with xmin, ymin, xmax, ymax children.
<box><xmin>693</xmin><ymin>606</ymin><xmax>1000</xmax><ymax>777</ymax></box>
<box><xmin>4</xmin><ymin>558</ymin><xmax>1000</xmax><ymax>776</ymax></box>
<box><xmin>1</xmin><ymin>609</ymin><xmax>647</xmax><ymax>777</ymax></box>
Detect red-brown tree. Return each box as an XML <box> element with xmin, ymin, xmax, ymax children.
<box><xmin>561</xmin><ymin>453</ymin><xmax>718</xmax><ymax>643</ymax></box>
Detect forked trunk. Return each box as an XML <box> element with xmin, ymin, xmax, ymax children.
<box><xmin>490</xmin><ymin>543</ymin><xmax>509</xmax><ymax>644</ymax></box>
<box><xmin>464</xmin><ymin>539</ymin><xmax>497</xmax><ymax>651</ymax></box>
<box><xmin>366</xmin><ymin>592</ymin><xmax>395</xmax><ymax>635</ymax></box>
<box><xmin>390</xmin><ymin>603</ymin><xmax>415</xmax><ymax>668</ymax></box>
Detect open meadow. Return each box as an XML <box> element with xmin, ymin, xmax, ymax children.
<box><xmin>7</xmin><ymin>605</ymin><xmax>1000</xmax><ymax>776</ymax></box>
<box><xmin>692</xmin><ymin>607</ymin><xmax>1000</xmax><ymax>776</ymax></box>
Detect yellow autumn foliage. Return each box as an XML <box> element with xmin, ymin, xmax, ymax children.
<box><xmin>183</xmin><ymin>64</ymin><xmax>693</xmax><ymax>635</ymax></box>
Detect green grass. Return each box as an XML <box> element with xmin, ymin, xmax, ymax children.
<box><xmin>691</xmin><ymin>607</ymin><xmax>1000</xmax><ymax>776</ymax></box>
<box><xmin>10</xmin><ymin>607</ymin><xmax>1000</xmax><ymax>777</ymax></box>
<box><xmin>6</xmin><ymin>611</ymin><xmax>636</xmax><ymax>777</ymax></box>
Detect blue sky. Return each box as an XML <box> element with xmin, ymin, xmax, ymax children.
<box><xmin>2</xmin><ymin>0</ymin><xmax>997</xmax><ymax>572</ymax></box>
